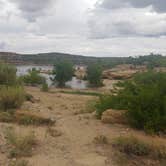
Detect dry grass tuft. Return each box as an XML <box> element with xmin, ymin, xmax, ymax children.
<box><xmin>9</xmin><ymin>160</ymin><xmax>29</xmax><ymax>166</ymax></box>
<box><xmin>4</xmin><ymin>128</ymin><xmax>37</xmax><ymax>158</ymax></box>
<box><xmin>112</xmin><ymin>135</ymin><xmax>166</xmax><ymax>165</ymax></box>
<box><xmin>0</xmin><ymin>110</ymin><xmax>55</xmax><ymax>126</ymax></box>
<box><xmin>15</xmin><ymin>110</ymin><xmax>55</xmax><ymax>126</ymax></box>
<box><xmin>46</xmin><ymin>127</ymin><xmax>62</xmax><ymax>137</ymax></box>
<box><xmin>93</xmin><ymin>135</ymin><xmax>108</xmax><ymax>144</ymax></box>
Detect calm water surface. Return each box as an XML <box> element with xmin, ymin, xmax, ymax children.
<box><xmin>16</xmin><ymin>65</ymin><xmax>87</xmax><ymax>89</ymax></box>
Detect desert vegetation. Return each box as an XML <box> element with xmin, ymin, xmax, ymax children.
<box><xmin>87</xmin><ymin>63</ymin><xmax>103</xmax><ymax>87</ymax></box>
<box><xmin>94</xmin><ymin>71</ymin><xmax>166</xmax><ymax>133</ymax></box>
<box><xmin>0</xmin><ymin>62</ymin><xmax>25</xmax><ymax>112</ymax></box>
<box><xmin>112</xmin><ymin>136</ymin><xmax>166</xmax><ymax>165</ymax></box>
<box><xmin>52</xmin><ymin>60</ymin><xmax>74</xmax><ymax>87</ymax></box>
<box><xmin>0</xmin><ymin>60</ymin><xmax>166</xmax><ymax>166</ymax></box>
<box><xmin>20</xmin><ymin>68</ymin><xmax>46</xmax><ymax>86</ymax></box>
<box><xmin>4</xmin><ymin>127</ymin><xmax>36</xmax><ymax>158</ymax></box>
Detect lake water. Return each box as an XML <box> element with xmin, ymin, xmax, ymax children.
<box><xmin>16</xmin><ymin>65</ymin><xmax>87</xmax><ymax>89</ymax></box>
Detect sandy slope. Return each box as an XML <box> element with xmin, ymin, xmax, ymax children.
<box><xmin>0</xmin><ymin>87</ymin><xmax>165</xmax><ymax>166</ymax></box>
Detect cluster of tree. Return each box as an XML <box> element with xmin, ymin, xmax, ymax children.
<box><xmin>1</xmin><ymin>52</ymin><xmax>166</xmax><ymax>69</ymax></box>
<box><xmin>95</xmin><ymin>71</ymin><xmax>166</xmax><ymax>134</ymax></box>
<box><xmin>52</xmin><ymin>60</ymin><xmax>103</xmax><ymax>88</ymax></box>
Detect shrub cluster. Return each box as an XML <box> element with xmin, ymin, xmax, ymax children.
<box><xmin>95</xmin><ymin>71</ymin><xmax>166</xmax><ymax>133</ymax></box>
<box><xmin>0</xmin><ymin>86</ymin><xmax>25</xmax><ymax>111</ymax></box>
<box><xmin>20</xmin><ymin>68</ymin><xmax>46</xmax><ymax>86</ymax></box>
<box><xmin>87</xmin><ymin>63</ymin><xmax>103</xmax><ymax>87</ymax></box>
<box><xmin>52</xmin><ymin>60</ymin><xmax>73</xmax><ymax>87</ymax></box>
<box><xmin>113</xmin><ymin>136</ymin><xmax>166</xmax><ymax>160</ymax></box>
<box><xmin>0</xmin><ymin>62</ymin><xmax>25</xmax><ymax>112</ymax></box>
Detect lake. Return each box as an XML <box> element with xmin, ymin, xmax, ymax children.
<box><xmin>16</xmin><ymin>65</ymin><xmax>87</xmax><ymax>89</ymax></box>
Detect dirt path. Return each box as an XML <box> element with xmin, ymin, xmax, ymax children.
<box><xmin>0</xmin><ymin>87</ymin><xmax>165</xmax><ymax>166</ymax></box>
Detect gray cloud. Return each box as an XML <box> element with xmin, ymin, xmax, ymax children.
<box><xmin>0</xmin><ymin>0</ymin><xmax>166</xmax><ymax>57</ymax></box>
<box><xmin>0</xmin><ymin>41</ymin><xmax>7</xmax><ymax>50</ymax></box>
<box><xmin>100</xmin><ymin>0</ymin><xmax>166</xmax><ymax>13</ymax></box>
<box><xmin>88</xmin><ymin>1</ymin><xmax>166</xmax><ymax>39</ymax></box>
<box><xmin>11</xmin><ymin>0</ymin><xmax>54</xmax><ymax>21</ymax></box>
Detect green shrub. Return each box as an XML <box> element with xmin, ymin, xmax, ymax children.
<box><xmin>0</xmin><ymin>62</ymin><xmax>17</xmax><ymax>86</ymax></box>
<box><xmin>53</xmin><ymin>60</ymin><xmax>73</xmax><ymax>87</ymax></box>
<box><xmin>0</xmin><ymin>86</ymin><xmax>25</xmax><ymax>111</ymax></box>
<box><xmin>87</xmin><ymin>63</ymin><xmax>103</xmax><ymax>87</ymax></box>
<box><xmin>95</xmin><ymin>71</ymin><xmax>166</xmax><ymax>133</ymax></box>
<box><xmin>21</xmin><ymin>68</ymin><xmax>46</xmax><ymax>86</ymax></box>
<box><xmin>41</xmin><ymin>82</ymin><xmax>49</xmax><ymax>92</ymax></box>
<box><xmin>95</xmin><ymin>94</ymin><xmax>128</xmax><ymax>119</ymax></box>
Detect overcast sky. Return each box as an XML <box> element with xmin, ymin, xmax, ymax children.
<box><xmin>0</xmin><ymin>0</ymin><xmax>166</xmax><ymax>57</ymax></box>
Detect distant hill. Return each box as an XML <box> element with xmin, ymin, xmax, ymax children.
<box><xmin>0</xmin><ymin>52</ymin><xmax>166</xmax><ymax>69</ymax></box>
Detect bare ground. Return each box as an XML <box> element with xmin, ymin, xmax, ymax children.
<box><xmin>0</xmin><ymin>87</ymin><xmax>165</xmax><ymax>166</ymax></box>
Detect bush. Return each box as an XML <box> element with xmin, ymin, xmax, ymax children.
<box><xmin>21</xmin><ymin>68</ymin><xmax>46</xmax><ymax>86</ymax></box>
<box><xmin>0</xmin><ymin>62</ymin><xmax>17</xmax><ymax>86</ymax></box>
<box><xmin>0</xmin><ymin>86</ymin><xmax>25</xmax><ymax>111</ymax></box>
<box><xmin>113</xmin><ymin>136</ymin><xmax>151</xmax><ymax>156</ymax></box>
<box><xmin>87</xmin><ymin>63</ymin><xmax>103</xmax><ymax>87</ymax></box>
<box><xmin>41</xmin><ymin>82</ymin><xmax>49</xmax><ymax>92</ymax></box>
<box><xmin>95</xmin><ymin>71</ymin><xmax>166</xmax><ymax>133</ymax></box>
<box><xmin>113</xmin><ymin>136</ymin><xmax>166</xmax><ymax>159</ymax></box>
<box><xmin>4</xmin><ymin>128</ymin><xmax>36</xmax><ymax>158</ymax></box>
<box><xmin>53</xmin><ymin>60</ymin><xmax>73</xmax><ymax>87</ymax></box>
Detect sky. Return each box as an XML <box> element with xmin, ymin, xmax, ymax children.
<box><xmin>0</xmin><ymin>0</ymin><xmax>166</xmax><ymax>57</ymax></box>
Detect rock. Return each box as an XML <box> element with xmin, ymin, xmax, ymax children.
<box><xmin>101</xmin><ymin>109</ymin><xmax>127</xmax><ymax>124</ymax></box>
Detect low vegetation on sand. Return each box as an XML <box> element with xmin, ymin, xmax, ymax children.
<box><xmin>9</xmin><ymin>160</ymin><xmax>29</xmax><ymax>166</ymax></box>
<box><xmin>112</xmin><ymin>136</ymin><xmax>166</xmax><ymax>165</ymax></box>
<box><xmin>0</xmin><ymin>110</ymin><xmax>55</xmax><ymax>126</ymax></box>
<box><xmin>4</xmin><ymin>128</ymin><xmax>36</xmax><ymax>158</ymax></box>
<box><xmin>94</xmin><ymin>71</ymin><xmax>166</xmax><ymax>133</ymax></box>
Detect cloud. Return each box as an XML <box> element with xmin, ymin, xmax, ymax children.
<box><xmin>0</xmin><ymin>41</ymin><xmax>7</xmax><ymax>50</ymax></box>
<box><xmin>100</xmin><ymin>0</ymin><xmax>166</xmax><ymax>13</ymax></box>
<box><xmin>0</xmin><ymin>0</ymin><xmax>166</xmax><ymax>57</ymax></box>
<box><xmin>88</xmin><ymin>3</ymin><xmax>166</xmax><ymax>39</ymax></box>
<box><xmin>11</xmin><ymin>0</ymin><xmax>54</xmax><ymax>21</ymax></box>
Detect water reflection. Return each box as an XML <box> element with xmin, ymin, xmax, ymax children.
<box><xmin>16</xmin><ymin>65</ymin><xmax>87</xmax><ymax>89</ymax></box>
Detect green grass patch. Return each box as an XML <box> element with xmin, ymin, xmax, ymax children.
<box><xmin>59</xmin><ymin>90</ymin><xmax>101</xmax><ymax>96</ymax></box>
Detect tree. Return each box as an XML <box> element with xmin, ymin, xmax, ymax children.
<box><xmin>87</xmin><ymin>64</ymin><xmax>103</xmax><ymax>87</ymax></box>
<box><xmin>53</xmin><ymin>60</ymin><xmax>73</xmax><ymax>87</ymax></box>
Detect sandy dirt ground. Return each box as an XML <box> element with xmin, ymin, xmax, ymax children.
<box><xmin>0</xmin><ymin>87</ymin><xmax>166</xmax><ymax>166</ymax></box>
